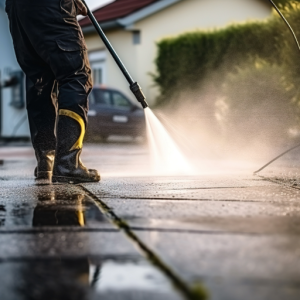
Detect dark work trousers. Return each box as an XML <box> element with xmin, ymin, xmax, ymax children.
<box><xmin>5</xmin><ymin>0</ymin><xmax>92</xmax><ymax>152</ymax></box>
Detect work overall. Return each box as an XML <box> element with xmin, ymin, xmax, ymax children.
<box><xmin>5</xmin><ymin>0</ymin><xmax>100</xmax><ymax>182</ymax></box>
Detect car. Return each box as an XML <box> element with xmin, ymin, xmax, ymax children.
<box><xmin>86</xmin><ymin>86</ymin><xmax>146</xmax><ymax>140</ymax></box>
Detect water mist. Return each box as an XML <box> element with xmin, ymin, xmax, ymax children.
<box><xmin>144</xmin><ymin>108</ymin><xmax>193</xmax><ymax>175</ymax></box>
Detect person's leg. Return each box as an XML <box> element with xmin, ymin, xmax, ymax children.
<box><xmin>26</xmin><ymin>76</ymin><xmax>57</xmax><ymax>154</ymax></box>
<box><xmin>50</xmin><ymin>31</ymin><xmax>100</xmax><ymax>183</ymax></box>
<box><xmin>8</xmin><ymin>0</ymin><xmax>99</xmax><ymax>183</ymax></box>
<box><xmin>27</xmin><ymin>75</ymin><xmax>57</xmax><ymax>179</ymax></box>
<box><xmin>5</xmin><ymin>0</ymin><xmax>57</xmax><ymax>179</ymax></box>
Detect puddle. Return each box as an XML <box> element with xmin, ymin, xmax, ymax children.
<box><xmin>90</xmin><ymin>259</ymin><xmax>173</xmax><ymax>292</ymax></box>
<box><xmin>0</xmin><ymin>189</ymin><xmax>108</xmax><ymax>228</ymax></box>
<box><xmin>0</xmin><ymin>258</ymin><xmax>182</xmax><ymax>300</ymax></box>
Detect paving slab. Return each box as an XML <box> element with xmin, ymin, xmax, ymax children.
<box><xmin>98</xmin><ymin>198</ymin><xmax>300</xmax><ymax>234</ymax></box>
<box><xmin>134</xmin><ymin>231</ymin><xmax>300</xmax><ymax>300</ymax></box>
<box><xmin>85</xmin><ymin>176</ymin><xmax>300</xmax><ymax>202</ymax></box>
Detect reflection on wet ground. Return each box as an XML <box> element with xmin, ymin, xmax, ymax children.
<box><xmin>1</xmin><ymin>259</ymin><xmax>179</xmax><ymax>300</ymax></box>
<box><xmin>32</xmin><ymin>191</ymin><xmax>105</xmax><ymax>227</ymax></box>
<box><xmin>0</xmin><ymin>187</ymin><xmax>108</xmax><ymax>229</ymax></box>
<box><xmin>0</xmin><ymin>184</ymin><xmax>184</xmax><ymax>300</ymax></box>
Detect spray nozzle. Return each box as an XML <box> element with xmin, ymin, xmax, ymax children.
<box><xmin>130</xmin><ymin>82</ymin><xmax>149</xmax><ymax>109</ymax></box>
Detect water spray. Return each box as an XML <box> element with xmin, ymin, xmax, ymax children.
<box><xmin>254</xmin><ymin>0</ymin><xmax>300</xmax><ymax>174</ymax></box>
<box><xmin>81</xmin><ymin>0</ymin><xmax>149</xmax><ymax>109</ymax></box>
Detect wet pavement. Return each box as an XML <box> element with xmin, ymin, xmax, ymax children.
<box><xmin>0</xmin><ymin>142</ymin><xmax>300</xmax><ymax>300</ymax></box>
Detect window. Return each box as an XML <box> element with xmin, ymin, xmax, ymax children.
<box><xmin>93</xmin><ymin>68</ymin><xmax>102</xmax><ymax>85</ymax></box>
<box><xmin>89</xmin><ymin>50</ymin><xmax>107</xmax><ymax>85</ymax></box>
<box><xmin>132</xmin><ymin>31</ymin><xmax>141</xmax><ymax>45</ymax></box>
<box><xmin>111</xmin><ymin>92</ymin><xmax>131</xmax><ymax>109</ymax></box>
<box><xmin>90</xmin><ymin>89</ymin><xmax>111</xmax><ymax>105</ymax></box>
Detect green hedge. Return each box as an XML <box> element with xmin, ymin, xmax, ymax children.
<box><xmin>154</xmin><ymin>1</ymin><xmax>300</xmax><ymax>106</ymax></box>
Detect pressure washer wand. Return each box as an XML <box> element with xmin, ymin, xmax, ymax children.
<box><xmin>81</xmin><ymin>0</ymin><xmax>149</xmax><ymax>109</ymax></box>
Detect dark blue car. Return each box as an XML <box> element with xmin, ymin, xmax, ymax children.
<box><xmin>87</xmin><ymin>86</ymin><xmax>146</xmax><ymax>140</ymax></box>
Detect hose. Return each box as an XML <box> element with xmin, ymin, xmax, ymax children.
<box><xmin>253</xmin><ymin>142</ymin><xmax>300</xmax><ymax>174</ymax></box>
<box><xmin>268</xmin><ymin>0</ymin><xmax>300</xmax><ymax>53</ymax></box>
<box><xmin>254</xmin><ymin>0</ymin><xmax>300</xmax><ymax>174</ymax></box>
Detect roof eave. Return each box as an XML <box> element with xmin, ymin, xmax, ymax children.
<box><xmin>81</xmin><ymin>20</ymin><xmax>122</xmax><ymax>34</ymax></box>
<box><xmin>119</xmin><ymin>0</ymin><xmax>181</xmax><ymax>28</ymax></box>
<box><xmin>81</xmin><ymin>0</ymin><xmax>182</xmax><ymax>33</ymax></box>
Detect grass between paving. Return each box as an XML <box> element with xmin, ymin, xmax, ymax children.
<box><xmin>80</xmin><ymin>185</ymin><xmax>208</xmax><ymax>300</ymax></box>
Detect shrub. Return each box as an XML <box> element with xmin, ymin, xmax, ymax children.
<box><xmin>153</xmin><ymin>1</ymin><xmax>300</xmax><ymax>149</ymax></box>
<box><xmin>154</xmin><ymin>1</ymin><xmax>300</xmax><ymax>107</ymax></box>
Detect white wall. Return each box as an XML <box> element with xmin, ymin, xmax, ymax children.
<box><xmin>0</xmin><ymin>6</ymin><xmax>30</xmax><ymax>138</ymax></box>
<box><xmin>84</xmin><ymin>0</ymin><xmax>271</xmax><ymax>105</ymax></box>
<box><xmin>85</xmin><ymin>29</ymin><xmax>137</xmax><ymax>102</ymax></box>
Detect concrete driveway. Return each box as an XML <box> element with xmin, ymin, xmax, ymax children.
<box><xmin>0</xmin><ymin>141</ymin><xmax>300</xmax><ymax>300</ymax></box>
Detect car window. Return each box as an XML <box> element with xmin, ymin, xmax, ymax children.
<box><xmin>111</xmin><ymin>92</ymin><xmax>132</xmax><ymax>109</ymax></box>
<box><xmin>90</xmin><ymin>89</ymin><xmax>111</xmax><ymax>105</ymax></box>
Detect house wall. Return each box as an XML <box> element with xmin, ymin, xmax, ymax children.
<box><xmin>84</xmin><ymin>0</ymin><xmax>271</xmax><ymax>105</ymax></box>
<box><xmin>0</xmin><ymin>2</ymin><xmax>30</xmax><ymax>138</ymax></box>
<box><xmin>85</xmin><ymin>29</ymin><xmax>138</xmax><ymax>102</ymax></box>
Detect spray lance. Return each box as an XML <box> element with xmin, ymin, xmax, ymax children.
<box><xmin>81</xmin><ymin>0</ymin><xmax>148</xmax><ymax>109</ymax></box>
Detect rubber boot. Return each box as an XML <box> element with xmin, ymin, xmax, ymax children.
<box><xmin>34</xmin><ymin>150</ymin><xmax>55</xmax><ymax>180</ymax></box>
<box><xmin>52</xmin><ymin>109</ymin><xmax>100</xmax><ymax>184</ymax></box>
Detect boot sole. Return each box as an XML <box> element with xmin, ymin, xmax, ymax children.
<box><xmin>35</xmin><ymin>171</ymin><xmax>52</xmax><ymax>181</ymax></box>
<box><xmin>52</xmin><ymin>175</ymin><xmax>100</xmax><ymax>184</ymax></box>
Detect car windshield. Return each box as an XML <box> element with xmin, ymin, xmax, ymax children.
<box><xmin>111</xmin><ymin>92</ymin><xmax>132</xmax><ymax>109</ymax></box>
<box><xmin>90</xmin><ymin>89</ymin><xmax>133</xmax><ymax>110</ymax></box>
<box><xmin>90</xmin><ymin>89</ymin><xmax>111</xmax><ymax>105</ymax></box>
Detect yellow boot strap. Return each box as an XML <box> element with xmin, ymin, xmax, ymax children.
<box><xmin>77</xmin><ymin>198</ymin><xmax>85</xmax><ymax>227</ymax></box>
<box><xmin>59</xmin><ymin>109</ymin><xmax>85</xmax><ymax>151</ymax></box>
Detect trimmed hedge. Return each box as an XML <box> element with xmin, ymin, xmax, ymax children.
<box><xmin>154</xmin><ymin>1</ymin><xmax>300</xmax><ymax>106</ymax></box>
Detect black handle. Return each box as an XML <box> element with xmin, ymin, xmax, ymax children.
<box><xmin>130</xmin><ymin>82</ymin><xmax>148</xmax><ymax>109</ymax></box>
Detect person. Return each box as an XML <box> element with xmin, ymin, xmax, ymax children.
<box><xmin>5</xmin><ymin>0</ymin><xmax>100</xmax><ymax>183</ymax></box>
